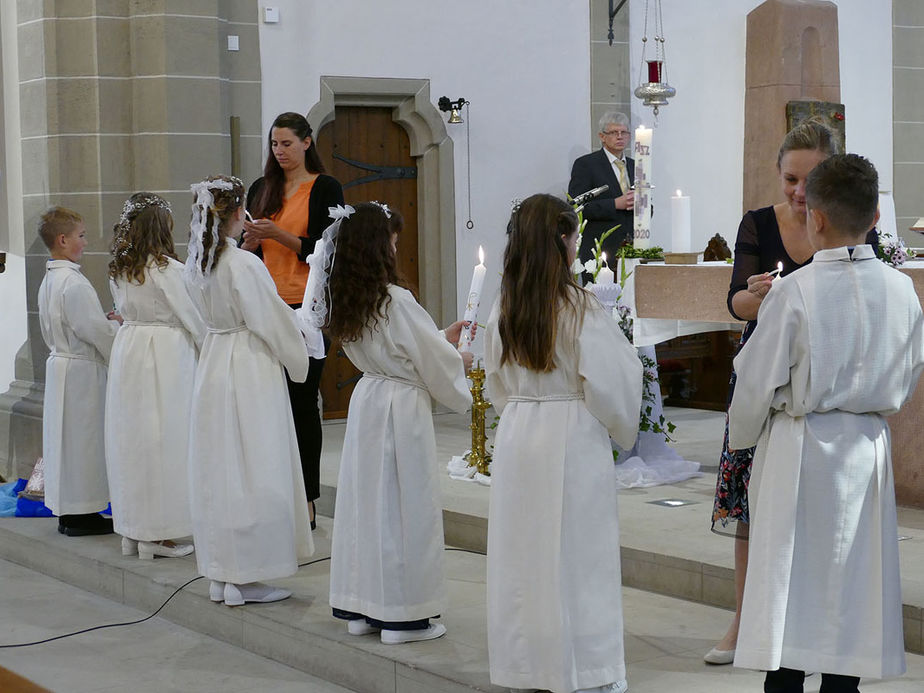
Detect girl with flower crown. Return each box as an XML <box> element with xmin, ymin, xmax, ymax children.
<box><xmin>484</xmin><ymin>194</ymin><xmax>643</xmax><ymax>693</ymax></box>
<box><xmin>105</xmin><ymin>193</ymin><xmax>205</xmax><ymax>560</ymax></box>
<box><xmin>313</xmin><ymin>202</ymin><xmax>472</xmax><ymax>644</ymax></box>
<box><xmin>184</xmin><ymin>175</ymin><xmax>313</xmax><ymax>606</ymax></box>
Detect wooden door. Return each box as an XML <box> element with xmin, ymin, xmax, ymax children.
<box><xmin>315</xmin><ymin>107</ymin><xmax>419</xmax><ymax>419</ymax></box>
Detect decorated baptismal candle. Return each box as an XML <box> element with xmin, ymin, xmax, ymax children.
<box><xmin>633</xmin><ymin>125</ymin><xmax>653</xmax><ymax>250</ymax></box>
<box><xmin>459</xmin><ymin>246</ymin><xmax>486</xmax><ymax>350</ymax></box>
<box><xmin>671</xmin><ymin>189</ymin><xmax>691</xmax><ymax>253</ymax></box>
<box><xmin>597</xmin><ymin>253</ymin><xmax>615</xmax><ymax>285</ymax></box>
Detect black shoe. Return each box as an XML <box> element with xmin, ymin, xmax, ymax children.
<box><xmin>58</xmin><ymin>513</ymin><xmax>114</xmax><ymax>536</ymax></box>
<box><xmin>309</xmin><ymin>500</ymin><xmax>317</xmax><ymax>531</ymax></box>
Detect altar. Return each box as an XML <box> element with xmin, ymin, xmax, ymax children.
<box><xmin>627</xmin><ymin>260</ymin><xmax>924</xmax><ymax>509</ymax></box>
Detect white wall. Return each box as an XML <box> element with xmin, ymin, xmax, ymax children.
<box><xmin>257</xmin><ymin>0</ymin><xmax>591</xmax><ymax>350</ymax></box>
<box><xmin>628</xmin><ymin>0</ymin><xmax>893</xmax><ymax>252</ymax></box>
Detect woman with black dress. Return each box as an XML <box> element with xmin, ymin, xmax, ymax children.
<box><xmin>705</xmin><ymin>119</ymin><xmax>878</xmax><ymax>665</ymax></box>
<box><xmin>242</xmin><ymin>112</ymin><xmax>344</xmax><ymax>529</ymax></box>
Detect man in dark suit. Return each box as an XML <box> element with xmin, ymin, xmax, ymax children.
<box><xmin>568</xmin><ymin>111</ymin><xmax>635</xmax><ymax>263</ymax></box>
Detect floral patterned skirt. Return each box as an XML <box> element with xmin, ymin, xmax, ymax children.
<box><xmin>711</xmin><ymin>330</ymin><xmax>756</xmax><ymax>535</ymax></box>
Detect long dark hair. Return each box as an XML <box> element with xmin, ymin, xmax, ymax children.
<box><xmin>499</xmin><ymin>194</ymin><xmax>585</xmax><ymax>372</ymax></box>
<box><xmin>327</xmin><ymin>203</ymin><xmax>408</xmax><ymax>343</ymax></box>
<box><xmin>251</xmin><ymin>112</ymin><xmax>326</xmax><ymax>219</ymax></box>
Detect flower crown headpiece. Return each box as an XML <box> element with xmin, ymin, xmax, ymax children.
<box><xmin>114</xmin><ymin>193</ymin><xmax>172</xmax><ymax>257</ymax></box>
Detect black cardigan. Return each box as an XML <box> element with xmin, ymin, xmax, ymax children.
<box><xmin>245</xmin><ymin>174</ymin><xmax>345</xmax><ymax>262</ymax></box>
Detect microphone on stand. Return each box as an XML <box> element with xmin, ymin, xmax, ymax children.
<box><xmin>572</xmin><ymin>185</ymin><xmax>609</xmax><ymax>212</ymax></box>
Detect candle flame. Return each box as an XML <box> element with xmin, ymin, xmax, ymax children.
<box><xmin>478</xmin><ymin>245</ymin><xmax>485</xmax><ymax>264</ymax></box>
<box><xmin>602</xmin><ymin>252</ymin><xmax>607</xmax><ymax>265</ymax></box>
<box><xmin>777</xmin><ymin>261</ymin><xmax>783</xmax><ymax>273</ymax></box>
<box><xmin>676</xmin><ymin>189</ymin><xmax>682</xmax><ymax>197</ymax></box>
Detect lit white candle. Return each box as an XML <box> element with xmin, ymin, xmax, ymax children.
<box><xmin>670</xmin><ymin>189</ymin><xmax>692</xmax><ymax>253</ymax></box>
<box><xmin>633</xmin><ymin>125</ymin><xmax>653</xmax><ymax>250</ymax></box>
<box><xmin>771</xmin><ymin>261</ymin><xmax>783</xmax><ymax>282</ymax></box>
<box><xmin>458</xmin><ymin>246</ymin><xmax>486</xmax><ymax>350</ymax></box>
<box><xmin>596</xmin><ymin>252</ymin><xmax>615</xmax><ymax>285</ymax></box>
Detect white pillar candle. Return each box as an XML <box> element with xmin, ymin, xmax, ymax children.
<box><xmin>458</xmin><ymin>246</ymin><xmax>486</xmax><ymax>350</ymax></box>
<box><xmin>633</xmin><ymin>125</ymin><xmax>653</xmax><ymax>250</ymax></box>
<box><xmin>670</xmin><ymin>189</ymin><xmax>692</xmax><ymax>253</ymax></box>
<box><xmin>596</xmin><ymin>253</ymin><xmax>615</xmax><ymax>285</ymax></box>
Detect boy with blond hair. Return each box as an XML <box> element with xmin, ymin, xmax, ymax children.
<box><xmin>729</xmin><ymin>154</ymin><xmax>924</xmax><ymax>692</ymax></box>
<box><xmin>37</xmin><ymin>207</ymin><xmax>120</xmax><ymax>536</ymax></box>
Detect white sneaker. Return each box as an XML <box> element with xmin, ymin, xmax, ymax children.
<box><xmin>223</xmin><ymin>581</ymin><xmax>292</xmax><ymax>606</ymax></box>
<box><xmin>380</xmin><ymin>623</ymin><xmax>447</xmax><ymax>644</ymax></box>
<box><xmin>577</xmin><ymin>682</ymin><xmax>628</xmax><ymax>693</ymax></box>
<box><xmin>137</xmin><ymin>540</ymin><xmax>194</xmax><ymax>560</ymax></box>
<box><xmin>347</xmin><ymin>619</ymin><xmax>380</xmax><ymax>636</ymax></box>
<box><xmin>121</xmin><ymin>536</ymin><xmax>138</xmax><ymax>556</ymax></box>
<box><xmin>209</xmin><ymin>580</ymin><xmax>225</xmax><ymax>602</ymax></box>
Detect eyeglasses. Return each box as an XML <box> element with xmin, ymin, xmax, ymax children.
<box><xmin>602</xmin><ymin>129</ymin><xmax>630</xmax><ymax>138</ymax></box>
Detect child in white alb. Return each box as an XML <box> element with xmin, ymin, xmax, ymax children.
<box><xmin>184</xmin><ymin>175</ymin><xmax>313</xmax><ymax>607</ymax></box>
<box><xmin>730</xmin><ymin>154</ymin><xmax>924</xmax><ymax>692</ymax></box>
<box><xmin>37</xmin><ymin>206</ymin><xmax>120</xmax><ymax>536</ymax></box>
<box><xmin>105</xmin><ymin>193</ymin><xmax>205</xmax><ymax>560</ymax></box>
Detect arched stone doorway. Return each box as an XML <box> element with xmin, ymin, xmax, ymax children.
<box><xmin>306</xmin><ymin>76</ymin><xmax>457</xmax><ymax>327</ymax></box>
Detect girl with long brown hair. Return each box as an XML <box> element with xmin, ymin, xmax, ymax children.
<box><xmin>484</xmin><ymin>194</ymin><xmax>642</xmax><ymax>693</ymax></box>
<box><xmin>242</xmin><ymin>112</ymin><xmax>344</xmax><ymax>529</ymax></box>
<box><xmin>321</xmin><ymin>202</ymin><xmax>472</xmax><ymax>644</ymax></box>
<box><xmin>185</xmin><ymin>175</ymin><xmax>313</xmax><ymax>607</ymax></box>
<box><xmin>106</xmin><ymin>193</ymin><xmax>205</xmax><ymax>560</ymax></box>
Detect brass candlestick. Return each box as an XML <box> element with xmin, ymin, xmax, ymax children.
<box><xmin>466</xmin><ymin>362</ymin><xmax>492</xmax><ymax>476</ymax></box>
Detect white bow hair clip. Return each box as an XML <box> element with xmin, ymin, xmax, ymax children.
<box><xmin>371</xmin><ymin>201</ymin><xmax>392</xmax><ymax>219</ymax></box>
<box><xmin>328</xmin><ymin>204</ymin><xmax>355</xmax><ymax>221</ymax></box>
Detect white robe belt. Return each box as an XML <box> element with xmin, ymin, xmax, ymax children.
<box><xmin>507</xmin><ymin>393</ymin><xmax>584</xmax><ymax>402</ymax></box>
<box><xmin>49</xmin><ymin>351</ymin><xmax>104</xmax><ymax>365</ymax></box>
<box><xmin>123</xmin><ymin>320</ymin><xmax>183</xmax><ymax>327</ymax></box>
<box><xmin>362</xmin><ymin>371</ymin><xmax>426</xmax><ymax>391</ymax></box>
<box><xmin>206</xmin><ymin>324</ymin><xmax>247</xmax><ymax>334</ymax></box>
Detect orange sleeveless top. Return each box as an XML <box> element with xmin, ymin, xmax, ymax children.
<box><xmin>261</xmin><ymin>179</ymin><xmax>314</xmax><ymax>304</ymax></box>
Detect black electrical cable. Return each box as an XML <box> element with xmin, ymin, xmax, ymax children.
<box><xmin>0</xmin><ymin>549</ymin><xmax>486</xmax><ymax>649</ymax></box>
<box><xmin>0</xmin><ymin>555</ymin><xmax>334</xmax><ymax>649</ymax></box>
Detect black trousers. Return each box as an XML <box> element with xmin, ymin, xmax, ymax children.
<box><xmin>765</xmin><ymin>667</ymin><xmax>860</xmax><ymax>693</ymax></box>
<box><xmin>332</xmin><ymin>608</ymin><xmax>431</xmax><ymax>631</ymax></box>
<box><xmin>284</xmin><ymin>309</ymin><xmax>327</xmax><ymax>503</ymax></box>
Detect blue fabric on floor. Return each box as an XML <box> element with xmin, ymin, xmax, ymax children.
<box><xmin>0</xmin><ymin>479</ymin><xmax>27</xmax><ymax>517</ymax></box>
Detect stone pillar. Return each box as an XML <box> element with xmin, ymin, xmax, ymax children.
<box><xmin>0</xmin><ymin>0</ymin><xmax>262</xmax><ymax>481</ymax></box>
<box><xmin>590</xmin><ymin>0</ymin><xmax>631</xmax><ymax>149</ymax></box>
<box><xmin>743</xmin><ymin>0</ymin><xmax>840</xmax><ymax>213</ymax></box>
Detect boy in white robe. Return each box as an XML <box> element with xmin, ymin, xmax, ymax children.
<box><xmin>729</xmin><ymin>154</ymin><xmax>924</xmax><ymax>692</ymax></box>
<box><xmin>37</xmin><ymin>207</ymin><xmax>120</xmax><ymax>536</ymax></box>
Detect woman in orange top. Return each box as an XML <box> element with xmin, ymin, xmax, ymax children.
<box><xmin>242</xmin><ymin>112</ymin><xmax>344</xmax><ymax>529</ymax></box>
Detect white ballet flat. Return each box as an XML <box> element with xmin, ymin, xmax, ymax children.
<box><xmin>347</xmin><ymin>619</ymin><xmax>380</xmax><ymax>636</ymax></box>
<box><xmin>121</xmin><ymin>536</ymin><xmax>138</xmax><ymax>556</ymax></box>
<box><xmin>209</xmin><ymin>580</ymin><xmax>225</xmax><ymax>602</ymax></box>
<box><xmin>223</xmin><ymin>582</ymin><xmax>291</xmax><ymax>607</ymax></box>
<box><xmin>380</xmin><ymin>623</ymin><xmax>446</xmax><ymax>644</ymax></box>
<box><xmin>137</xmin><ymin>540</ymin><xmax>195</xmax><ymax>560</ymax></box>
<box><xmin>703</xmin><ymin>647</ymin><xmax>736</xmax><ymax>665</ymax></box>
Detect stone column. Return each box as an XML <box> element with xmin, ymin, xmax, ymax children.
<box><xmin>589</xmin><ymin>0</ymin><xmax>631</xmax><ymax>149</ymax></box>
<box><xmin>743</xmin><ymin>0</ymin><xmax>840</xmax><ymax>213</ymax></box>
<box><xmin>0</xmin><ymin>0</ymin><xmax>262</xmax><ymax>481</ymax></box>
